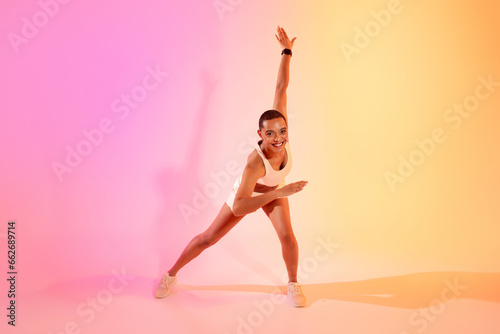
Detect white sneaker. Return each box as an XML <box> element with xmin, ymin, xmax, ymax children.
<box><xmin>154</xmin><ymin>272</ymin><xmax>177</xmax><ymax>298</ymax></box>
<box><xmin>287</xmin><ymin>282</ymin><xmax>306</xmax><ymax>307</ymax></box>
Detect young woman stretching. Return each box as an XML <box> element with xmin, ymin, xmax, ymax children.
<box><xmin>154</xmin><ymin>25</ymin><xmax>308</xmax><ymax>307</ymax></box>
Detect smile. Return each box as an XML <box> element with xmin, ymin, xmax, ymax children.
<box><xmin>272</xmin><ymin>141</ymin><xmax>284</xmax><ymax>147</ymax></box>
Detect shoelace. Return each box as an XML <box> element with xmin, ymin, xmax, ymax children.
<box><xmin>159</xmin><ymin>275</ymin><xmax>172</xmax><ymax>288</ymax></box>
<box><xmin>288</xmin><ymin>283</ymin><xmax>302</xmax><ymax>295</ymax></box>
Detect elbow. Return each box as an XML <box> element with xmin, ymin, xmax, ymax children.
<box><xmin>276</xmin><ymin>83</ymin><xmax>288</xmax><ymax>91</ymax></box>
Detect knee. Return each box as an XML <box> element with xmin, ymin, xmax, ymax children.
<box><xmin>196</xmin><ymin>233</ymin><xmax>217</xmax><ymax>248</ymax></box>
<box><xmin>280</xmin><ymin>233</ymin><xmax>297</xmax><ymax>248</ymax></box>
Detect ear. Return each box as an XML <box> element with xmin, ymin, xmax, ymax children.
<box><xmin>257</xmin><ymin>129</ymin><xmax>262</xmax><ymax>139</ymax></box>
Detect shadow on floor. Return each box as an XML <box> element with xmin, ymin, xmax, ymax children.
<box><xmin>40</xmin><ymin>271</ymin><xmax>500</xmax><ymax>309</ymax></box>
<box><xmin>170</xmin><ymin>271</ymin><xmax>500</xmax><ymax>309</ymax></box>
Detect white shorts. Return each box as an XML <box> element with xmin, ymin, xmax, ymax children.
<box><xmin>225</xmin><ymin>176</ymin><xmax>286</xmax><ymax>214</ymax></box>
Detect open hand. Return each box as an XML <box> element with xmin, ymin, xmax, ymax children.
<box><xmin>278</xmin><ymin>180</ymin><xmax>308</xmax><ymax>197</ymax></box>
<box><xmin>275</xmin><ymin>25</ymin><xmax>297</xmax><ymax>50</ymax></box>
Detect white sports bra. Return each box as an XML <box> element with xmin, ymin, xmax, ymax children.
<box><xmin>253</xmin><ymin>139</ymin><xmax>292</xmax><ymax>187</ymax></box>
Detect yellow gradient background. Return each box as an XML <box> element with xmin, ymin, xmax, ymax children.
<box><xmin>271</xmin><ymin>0</ymin><xmax>500</xmax><ymax>271</ymax></box>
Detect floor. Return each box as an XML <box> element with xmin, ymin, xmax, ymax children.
<box><xmin>16</xmin><ymin>265</ymin><xmax>500</xmax><ymax>334</ymax></box>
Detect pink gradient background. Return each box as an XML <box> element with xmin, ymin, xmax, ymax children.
<box><xmin>1</xmin><ymin>0</ymin><xmax>500</xmax><ymax>333</ymax></box>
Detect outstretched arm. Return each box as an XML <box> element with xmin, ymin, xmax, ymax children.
<box><xmin>273</xmin><ymin>25</ymin><xmax>297</xmax><ymax>122</ymax></box>
<box><xmin>232</xmin><ymin>161</ymin><xmax>282</xmax><ymax>217</ymax></box>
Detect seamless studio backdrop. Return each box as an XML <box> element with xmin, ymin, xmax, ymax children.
<box><xmin>1</xmin><ymin>0</ymin><xmax>500</xmax><ymax>333</ymax></box>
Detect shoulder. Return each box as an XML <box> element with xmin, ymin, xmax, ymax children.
<box><xmin>243</xmin><ymin>149</ymin><xmax>265</xmax><ymax>177</ymax></box>
<box><xmin>247</xmin><ymin>148</ymin><xmax>265</xmax><ymax>169</ymax></box>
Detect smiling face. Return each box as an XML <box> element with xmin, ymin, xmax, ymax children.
<box><xmin>257</xmin><ymin>117</ymin><xmax>288</xmax><ymax>152</ymax></box>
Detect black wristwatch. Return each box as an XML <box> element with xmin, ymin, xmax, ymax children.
<box><xmin>281</xmin><ymin>48</ymin><xmax>292</xmax><ymax>56</ymax></box>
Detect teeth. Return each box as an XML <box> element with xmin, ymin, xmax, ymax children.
<box><xmin>273</xmin><ymin>142</ymin><xmax>284</xmax><ymax>147</ymax></box>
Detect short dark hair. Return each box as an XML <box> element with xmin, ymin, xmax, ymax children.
<box><xmin>259</xmin><ymin>109</ymin><xmax>287</xmax><ymax>129</ymax></box>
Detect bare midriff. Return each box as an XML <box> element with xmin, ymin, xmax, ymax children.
<box><xmin>253</xmin><ymin>182</ymin><xmax>279</xmax><ymax>194</ymax></box>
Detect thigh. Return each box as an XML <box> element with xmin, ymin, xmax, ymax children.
<box><xmin>201</xmin><ymin>202</ymin><xmax>246</xmax><ymax>243</ymax></box>
<box><xmin>261</xmin><ymin>197</ymin><xmax>294</xmax><ymax>240</ymax></box>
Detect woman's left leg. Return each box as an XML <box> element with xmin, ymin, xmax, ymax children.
<box><xmin>261</xmin><ymin>197</ymin><xmax>298</xmax><ymax>282</ymax></box>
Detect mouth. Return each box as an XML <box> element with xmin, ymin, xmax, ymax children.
<box><xmin>272</xmin><ymin>141</ymin><xmax>285</xmax><ymax>148</ymax></box>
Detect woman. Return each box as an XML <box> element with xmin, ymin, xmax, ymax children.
<box><xmin>154</xmin><ymin>25</ymin><xmax>309</xmax><ymax>307</ymax></box>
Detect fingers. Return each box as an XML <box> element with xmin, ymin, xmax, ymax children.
<box><xmin>276</xmin><ymin>25</ymin><xmax>296</xmax><ymax>47</ymax></box>
<box><xmin>281</xmin><ymin>180</ymin><xmax>308</xmax><ymax>196</ymax></box>
<box><xmin>295</xmin><ymin>180</ymin><xmax>308</xmax><ymax>191</ymax></box>
<box><xmin>276</xmin><ymin>26</ymin><xmax>283</xmax><ymax>43</ymax></box>
<box><xmin>296</xmin><ymin>182</ymin><xmax>307</xmax><ymax>193</ymax></box>
<box><xmin>278</xmin><ymin>26</ymin><xmax>286</xmax><ymax>40</ymax></box>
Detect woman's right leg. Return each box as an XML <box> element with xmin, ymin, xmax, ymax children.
<box><xmin>167</xmin><ymin>202</ymin><xmax>245</xmax><ymax>276</ymax></box>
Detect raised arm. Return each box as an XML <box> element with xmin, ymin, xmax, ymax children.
<box><xmin>273</xmin><ymin>25</ymin><xmax>297</xmax><ymax>123</ymax></box>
